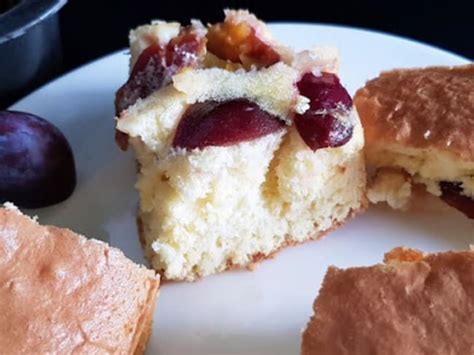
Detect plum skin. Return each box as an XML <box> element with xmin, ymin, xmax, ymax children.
<box><xmin>172</xmin><ymin>99</ymin><xmax>285</xmax><ymax>150</ymax></box>
<box><xmin>0</xmin><ymin>111</ymin><xmax>76</xmax><ymax>208</ymax></box>
<box><xmin>294</xmin><ymin>72</ymin><xmax>353</xmax><ymax>151</ymax></box>
<box><xmin>439</xmin><ymin>181</ymin><xmax>474</xmax><ymax>219</ymax></box>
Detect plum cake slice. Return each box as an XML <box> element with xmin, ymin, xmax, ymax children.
<box><xmin>355</xmin><ymin>65</ymin><xmax>474</xmax><ymax>218</ymax></box>
<box><xmin>114</xmin><ymin>10</ymin><xmax>367</xmax><ymax>281</ymax></box>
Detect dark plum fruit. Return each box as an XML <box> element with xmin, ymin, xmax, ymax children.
<box><xmin>297</xmin><ymin>72</ymin><xmax>352</xmax><ymax>112</ymax></box>
<box><xmin>0</xmin><ymin>111</ymin><xmax>76</xmax><ymax>208</ymax></box>
<box><xmin>439</xmin><ymin>181</ymin><xmax>474</xmax><ymax>219</ymax></box>
<box><xmin>114</xmin><ymin>44</ymin><xmax>166</xmax><ymax>150</ymax></box>
<box><xmin>295</xmin><ymin>72</ymin><xmax>353</xmax><ymax>151</ymax></box>
<box><xmin>172</xmin><ymin>99</ymin><xmax>285</xmax><ymax>150</ymax></box>
<box><xmin>114</xmin><ymin>43</ymin><xmax>166</xmax><ymax>116</ymax></box>
<box><xmin>114</xmin><ymin>28</ymin><xmax>206</xmax><ymax>150</ymax></box>
<box><xmin>115</xmin><ymin>27</ymin><xmax>206</xmax><ymax>116</ymax></box>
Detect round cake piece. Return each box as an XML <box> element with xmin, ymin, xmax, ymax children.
<box><xmin>115</xmin><ymin>9</ymin><xmax>367</xmax><ymax>281</ymax></box>
<box><xmin>354</xmin><ymin>65</ymin><xmax>474</xmax><ymax>218</ymax></box>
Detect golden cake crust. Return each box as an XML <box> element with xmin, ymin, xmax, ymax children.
<box><xmin>301</xmin><ymin>247</ymin><xmax>474</xmax><ymax>355</ymax></box>
<box><xmin>354</xmin><ymin>64</ymin><xmax>474</xmax><ymax>162</ymax></box>
<box><xmin>0</xmin><ymin>206</ymin><xmax>159</xmax><ymax>355</ymax></box>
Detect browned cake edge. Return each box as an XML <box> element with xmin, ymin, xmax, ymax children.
<box><xmin>132</xmin><ymin>285</ymin><xmax>160</xmax><ymax>355</ymax></box>
<box><xmin>354</xmin><ymin>64</ymin><xmax>474</xmax><ymax>162</ymax></box>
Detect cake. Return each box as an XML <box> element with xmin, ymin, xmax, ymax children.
<box><xmin>114</xmin><ymin>10</ymin><xmax>367</xmax><ymax>281</ymax></box>
<box><xmin>354</xmin><ymin>65</ymin><xmax>474</xmax><ymax>218</ymax></box>
<box><xmin>0</xmin><ymin>203</ymin><xmax>159</xmax><ymax>354</ymax></box>
<box><xmin>301</xmin><ymin>247</ymin><xmax>474</xmax><ymax>355</ymax></box>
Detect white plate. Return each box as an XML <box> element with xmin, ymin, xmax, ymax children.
<box><xmin>11</xmin><ymin>24</ymin><xmax>473</xmax><ymax>355</ymax></box>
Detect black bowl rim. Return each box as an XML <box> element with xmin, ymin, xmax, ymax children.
<box><xmin>0</xmin><ymin>0</ymin><xmax>67</xmax><ymax>44</ymax></box>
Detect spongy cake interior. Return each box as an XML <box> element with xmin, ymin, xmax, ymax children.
<box><xmin>122</xmin><ymin>101</ymin><xmax>365</xmax><ymax>280</ymax></box>
<box><xmin>136</xmin><ymin>130</ymin><xmax>365</xmax><ymax>280</ymax></box>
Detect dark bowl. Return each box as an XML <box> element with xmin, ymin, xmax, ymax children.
<box><xmin>0</xmin><ymin>0</ymin><xmax>67</xmax><ymax>108</ymax></box>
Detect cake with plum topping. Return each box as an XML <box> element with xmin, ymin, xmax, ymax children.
<box><xmin>354</xmin><ymin>65</ymin><xmax>474</xmax><ymax>218</ymax></box>
<box><xmin>0</xmin><ymin>203</ymin><xmax>159</xmax><ymax>355</ymax></box>
<box><xmin>301</xmin><ymin>247</ymin><xmax>474</xmax><ymax>355</ymax></box>
<box><xmin>114</xmin><ymin>10</ymin><xmax>366</xmax><ymax>281</ymax></box>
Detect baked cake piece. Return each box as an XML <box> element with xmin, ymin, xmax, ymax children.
<box><xmin>301</xmin><ymin>247</ymin><xmax>474</xmax><ymax>355</ymax></box>
<box><xmin>114</xmin><ymin>10</ymin><xmax>366</xmax><ymax>281</ymax></box>
<box><xmin>354</xmin><ymin>65</ymin><xmax>474</xmax><ymax>218</ymax></box>
<box><xmin>0</xmin><ymin>204</ymin><xmax>159</xmax><ymax>354</ymax></box>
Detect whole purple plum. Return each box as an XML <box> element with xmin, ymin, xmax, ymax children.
<box><xmin>0</xmin><ymin>111</ymin><xmax>76</xmax><ymax>208</ymax></box>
